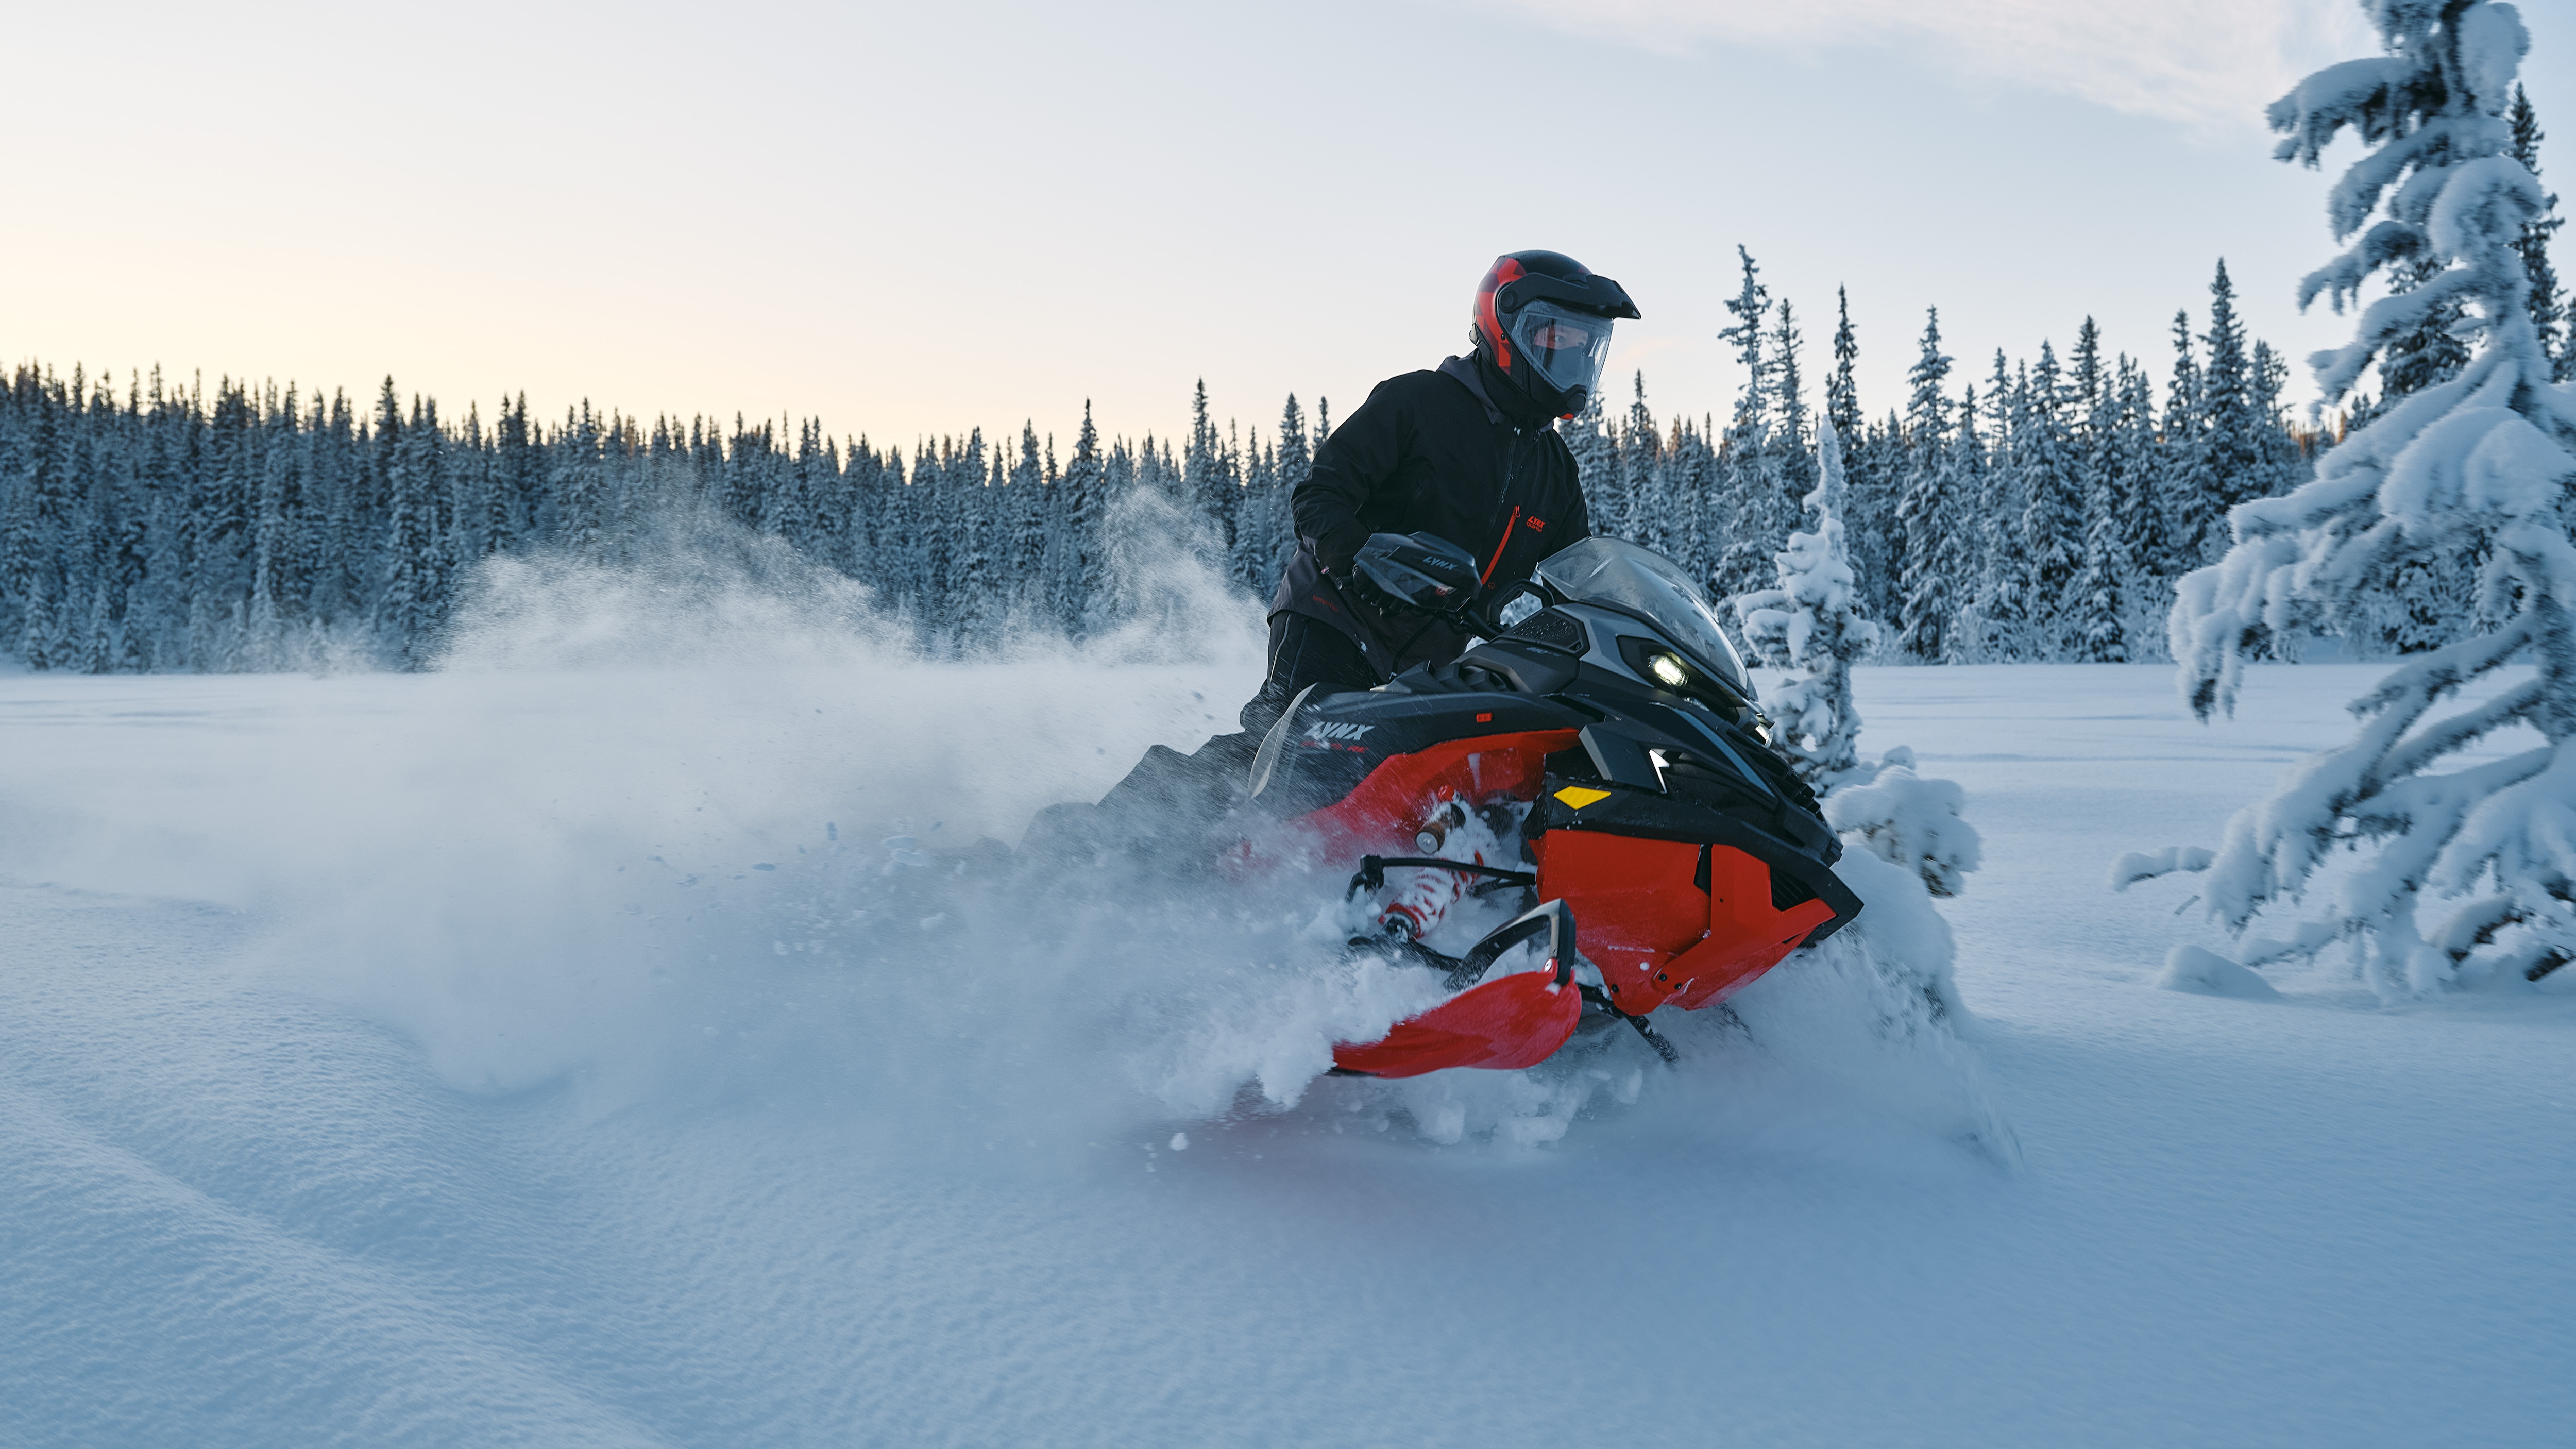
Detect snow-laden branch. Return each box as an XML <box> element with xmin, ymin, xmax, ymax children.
<box><xmin>2154</xmin><ymin>0</ymin><xmax>2576</xmax><ymax>999</ymax></box>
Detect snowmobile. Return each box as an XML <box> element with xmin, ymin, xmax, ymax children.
<box><xmin>1238</xmin><ymin>533</ymin><xmax>1861</xmax><ymax>1078</ymax></box>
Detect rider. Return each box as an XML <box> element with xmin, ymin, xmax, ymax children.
<box><xmin>1032</xmin><ymin>250</ymin><xmax>1639</xmax><ymax>852</ymax></box>
<box><xmin>1242</xmin><ymin>248</ymin><xmax>1640</xmax><ymax>733</ymax></box>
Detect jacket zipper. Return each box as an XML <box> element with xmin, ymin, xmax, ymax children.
<box><xmin>1481</xmin><ymin>430</ymin><xmax>1535</xmax><ymax>587</ymax></box>
<box><xmin>1481</xmin><ymin>505</ymin><xmax>1521</xmax><ymax>587</ymax></box>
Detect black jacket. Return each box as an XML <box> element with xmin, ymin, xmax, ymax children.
<box><xmin>1268</xmin><ymin>355</ymin><xmax>1592</xmax><ymax>681</ymax></box>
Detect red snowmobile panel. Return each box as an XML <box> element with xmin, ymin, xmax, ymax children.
<box><xmin>1536</xmin><ymin>829</ymin><xmax>1839</xmax><ymax>1014</ymax></box>
<box><xmin>1294</xmin><ymin>730</ymin><xmax>1578</xmax><ymax>859</ymax></box>
<box><xmin>1329</xmin><ymin>966</ymin><xmax>1583</xmax><ymax>1077</ymax></box>
<box><xmin>1529</xmin><ymin>832</ymin><xmax>1705</xmax><ymax>1014</ymax></box>
<box><xmin>1665</xmin><ymin>845</ymin><xmax>1838</xmax><ymax>1009</ymax></box>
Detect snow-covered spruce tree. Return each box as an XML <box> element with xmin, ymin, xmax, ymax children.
<box><xmin>1769</xmin><ymin>299</ymin><xmax>1817</xmax><ymax>507</ymax></box>
<box><xmin>1041</xmin><ymin>399</ymin><xmax>1103</xmax><ymax>626</ymax></box>
<box><xmin>1736</xmin><ymin>417</ymin><xmax>1987</xmax><ymax>894</ymax></box>
<box><xmin>935</xmin><ymin>431</ymin><xmax>987</xmax><ymax>644</ymax></box>
<box><xmin>1826</xmin><ymin>288</ymin><xmax>1897</xmax><ymax>624</ymax></box>
<box><xmin>2201</xmin><ymin>261</ymin><xmax>2269</xmax><ymax>514</ymax></box>
<box><xmin>1827</xmin><ymin>288</ymin><xmax>1864</xmax><ymax>449</ymax></box>
<box><xmin>2066</xmin><ymin>321</ymin><xmax>2131</xmax><ymax>662</ymax></box>
<box><xmin>493</xmin><ymin>393</ymin><xmax>535</xmax><ymax>558</ymax></box>
<box><xmin>184</xmin><ymin>383</ymin><xmax>247</xmax><ymax>669</ymax></box>
<box><xmin>1958</xmin><ymin>351</ymin><xmax>2032</xmax><ymax>660</ymax></box>
<box><xmin>1614</xmin><ymin>374</ymin><xmax>1658</xmax><ymax>548</ymax></box>
<box><xmin>2070</xmin><ymin>316</ymin><xmax>2106</xmax><ymax>435</ymax></box>
<box><xmin>245</xmin><ymin>412</ymin><xmax>293</xmax><ymax>669</ymax></box>
<box><xmin>378</xmin><ymin>397</ymin><xmax>443</xmax><ymax>666</ymax></box>
<box><xmin>553</xmin><ymin>403</ymin><xmax>606</xmax><ymax>557</ymax></box>
<box><xmin>1711</xmin><ymin>246</ymin><xmax>1781</xmax><ymax>603</ymax></box>
<box><xmin>1734</xmin><ymin>418</ymin><xmax>1878</xmax><ymax>787</ymax></box>
<box><xmin>2158</xmin><ymin>310</ymin><xmax>2214</xmax><ymax>571</ymax></box>
<box><xmin>2109</xmin><ymin>356</ymin><xmax>2175</xmax><ymax>655</ymax></box>
<box><xmin>3</xmin><ymin>397</ymin><xmax>65</xmax><ymax>667</ymax></box>
<box><xmin>1663</xmin><ymin>416</ymin><xmax>1718</xmax><ymax>588</ymax></box>
<box><xmin>2158</xmin><ymin>0</ymin><xmax>2576</xmax><ymax>996</ymax></box>
<box><xmin>812</xmin><ymin>419</ymin><xmax>857</xmax><ymax>561</ymax></box>
<box><xmin>2248</xmin><ymin>339</ymin><xmax>2312</xmax><ymax>506</ymax></box>
<box><xmin>1247</xmin><ymin>393</ymin><xmax>1303</xmax><ymax>600</ymax></box>
<box><xmin>943</xmin><ymin>437</ymin><xmax>996</xmax><ymax>653</ymax></box>
<box><xmin>1230</xmin><ymin>423</ymin><xmax>1279</xmax><ymax>592</ymax></box>
<box><xmin>2504</xmin><ymin>84</ymin><xmax>2570</xmax><ymax>381</ymax></box>
<box><xmin>2069</xmin><ymin>458</ymin><xmax>2129</xmax><ymax>662</ymax></box>
<box><xmin>1183</xmin><ymin>379</ymin><xmax>1239</xmax><ymax>571</ymax></box>
<box><xmin>2018</xmin><ymin>343</ymin><xmax>2085</xmax><ymax>656</ymax></box>
<box><xmin>1906</xmin><ymin>401</ymin><xmax>1979</xmax><ymax>664</ymax></box>
<box><xmin>1894</xmin><ymin>308</ymin><xmax>1956</xmax><ymax>660</ymax></box>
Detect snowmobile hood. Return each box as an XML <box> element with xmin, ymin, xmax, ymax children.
<box><xmin>1532</xmin><ymin>538</ymin><xmax>1752</xmax><ymax>697</ymax></box>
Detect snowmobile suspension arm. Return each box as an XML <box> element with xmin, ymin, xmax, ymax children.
<box><xmin>1579</xmin><ymin>984</ymin><xmax>1682</xmax><ymax>1065</ymax></box>
<box><xmin>1344</xmin><ymin>856</ymin><xmax>1538</xmax><ymax>899</ymax></box>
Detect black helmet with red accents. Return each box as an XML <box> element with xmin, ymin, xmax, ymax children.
<box><xmin>1471</xmin><ymin>250</ymin><xmax>1640</xmax><ymax>419</ymax></box>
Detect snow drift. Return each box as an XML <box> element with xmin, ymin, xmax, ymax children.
<box><xmin>6</xmin><ymin>660</ymin><xmax>2571</xmax><ymax>1448</ymax></box>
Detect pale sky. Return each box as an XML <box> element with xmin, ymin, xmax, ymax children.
<box><xmin>4</xmin><ymin>0</ymin><xmax>2570</xmax><ymax>453</ymax></box>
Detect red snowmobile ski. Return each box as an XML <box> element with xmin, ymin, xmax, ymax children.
<box><xmin>1240</xmin><ymin>535</ymin><xmax>1861</xmax><ymax>1077</ymax></box>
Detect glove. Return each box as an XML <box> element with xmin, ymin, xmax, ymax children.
<box><xmin>1333</xmin><ymin>562</ymin><xmax>1415</xmax><ymax>617</ymax></box>
<box><xmin>1339</xmin><ymin>532</ymin><xmax>1481</xmax><ymax>619</ymax></box>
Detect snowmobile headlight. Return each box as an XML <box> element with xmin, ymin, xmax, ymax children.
<box><xmin>1648</xmin><ymin>652</ymin><xmax>1690</xmax><ymax>689</ymax></box>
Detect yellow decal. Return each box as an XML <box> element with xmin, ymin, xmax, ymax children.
<box><xmin>1552</xmin><ymin>786</ymin><xmax>1612</xmax><ymax>810</ymax></box>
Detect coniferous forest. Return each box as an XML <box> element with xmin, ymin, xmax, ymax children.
<box><xmin>6</xmin><ymin>83</ymin><xmax>2570</xmax><ymax>678</ymax></box>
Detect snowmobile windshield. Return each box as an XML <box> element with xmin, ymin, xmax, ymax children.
<box><xmin>1533</xmin><ymin>538</ymin><xmax>1752</xmax><ymax>696</ymax></box>
<box><xmin>1505</xmin><ymin>301</ymin><xmax>1615</xmax><ymax>397</ymax></box>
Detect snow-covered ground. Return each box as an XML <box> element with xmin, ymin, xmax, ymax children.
<box><xmin>4</xmin><ymin>658</ymin><xmax>2569</xmax><ymax>1447</ymax></box>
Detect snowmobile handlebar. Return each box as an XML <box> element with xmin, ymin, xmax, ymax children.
<box><xmin>1349</xmin><ymin>532</ymin><xmax>1482</xmax><ymax>622</ymax></box>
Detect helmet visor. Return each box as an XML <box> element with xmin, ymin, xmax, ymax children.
<box><xmin>1506</xmin><ymin>301</ymin><xmax>1615</xmax><ymax>397</ymax></box>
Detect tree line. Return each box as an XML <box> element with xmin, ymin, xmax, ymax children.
<box><xmin>0</xmin><ymin>369</ymin><xmax>1326</xmax><ymax>671</ymax></box>
<box><xmin>1</xmin><ymin>83</ymin><xmax>2563</xmax><ymax>675</ymax></box>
